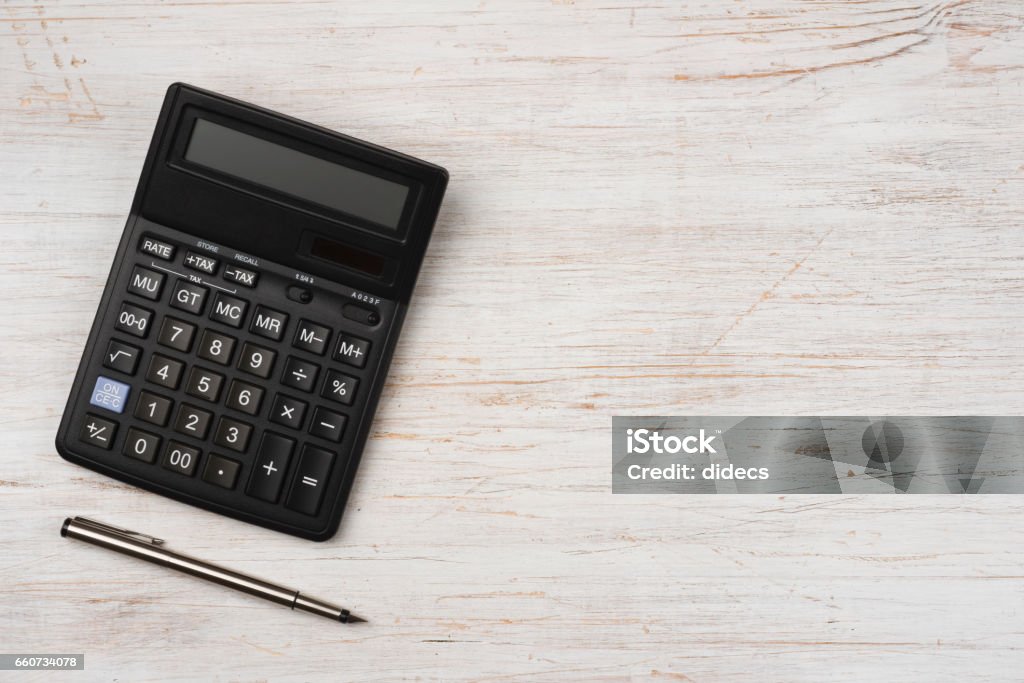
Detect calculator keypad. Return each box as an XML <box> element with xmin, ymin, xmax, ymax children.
<box><xmin>74</xmin><ymin>231</ymin><xmax>384</xmax><ymax>527</ymax></box>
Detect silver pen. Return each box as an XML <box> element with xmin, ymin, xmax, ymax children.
<box><xmin>61</xmin><ymin>517</ymin><xmax>364</xmax><ymax>623</ymax></box>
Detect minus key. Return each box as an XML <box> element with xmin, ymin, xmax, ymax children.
<box><xmin>309</xmin><ymin>407</ymin><xmax>346</xmax><ymax>442</ymax></box>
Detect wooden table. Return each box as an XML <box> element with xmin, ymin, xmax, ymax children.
<box><xmin>3</xmin><ymin>1</ymin><xmax>1023</xmax><ymax>680</ymax></box>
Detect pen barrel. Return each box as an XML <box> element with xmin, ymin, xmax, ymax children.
<box><xmin>63</xmin><ymin>517</ymin><xmax>298</xmax><ymax>608</ymax></box>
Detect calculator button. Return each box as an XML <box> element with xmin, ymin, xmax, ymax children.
<box><xmin>135</xmin><ymin>391</ymin><xmax>174</xmax><ymax>427</ymax></box>
<box><xmin>225</xmin><ymin>379</ymin><xmax>264</xmax><ymax>416</ymax></box>
<box><xmin>197</xmin><ymin>329</ymin><xmax>236</xmax><ymax>366</ymax></box>
<box><xmin>161</xmin><ymin>440</ymin><xmax>200</xmax><ymax>477</ymax></box>
<box><xmin>210</xmin><ymin>292</ymin><xmax>248</xmax><ymax>328</ymax></box>
<box><xmin>184</xmin><ymin>250</ymin><xmax>219</xmax><ymax>275</ymax></box>
<box><xmin>123</xmin><ymin>427</ymin><xmax>161</xmax><ymax>463</ymax></box>
<box><xmin>246</xmin><ymin>432</ymin><xmax>295</xmax><ymax>503</ymax></box>
<box><xmin>146</xmin><ymin>353</ymin><xmax>185</xmax><ymax>390</ymax></box>
<box><xmin>139</xmin><ymin>236</ymin><xmax>175</xmax><ymax>261</ymax></box>
<box><xmin>185</xmin><ymin>367</ymin><xmax>225</xmax><ymax>403</ymax></box>
<box><xmin>89</xmin><ymin>376</ymin><xmax>131</xmax><ymax>414</ymax></box>
<box><xmin>115</xmin><ymin>302</ymin><xmax>153</xmax><ymax>338</ymax></box>
<box><xmin>309</xmin><ymin>407</ymin><xmax>346</xmax><ymax>442</ymax></box>
<box><xmin>213</xmin><ymin>417</ymin><xmax>253</xmax><ymax>453</ymax></box>
<box><xmin>333</xmin><ymin>334</ymin><xmax>370</xmax><ymax>368</ymax></box>
<box><xmin>157</xmin><ymin>316</ymin><xmax>196</xmax><ymax>353</ymax></box>
<box><xmin>251</xmin><ymin>305</ymin><xmax>289</xmax><ymax>341</ymax></box>
<box><xmin>269</xmin><ymin>394</ymin><xmax>307</xmax><ymax>430</ymax></box>
<box><xmin>321</xmin><ymin>370</ymin><xmax>358</xmax><ymax>405</ymax></box>
<box><xmin>103</xmin><ymin>340</ymin><xmax>141</xmax><ymax>375</ymax></box>
<box><xmin>80</xmin><ymin>414</ymin><xmax>117</xmax><ymax>449</ymax></box>
<box><xmin>169</xmin><ymin>279</ymin><xmax>208</xmax><ymax>315</ymax></box>
<box><xmin>174</xmin><ymin>403</ymin><xmax>213</xmax><ymax>439</ymax></box>
<box><xmin>202</xmin><ymin>454</ymin><xmax>241</xmax><ymax>489</ymax></box>
<box><xmin>281</xmin><ymin>356</ymin><xmax>320</xmax><ymax>393</ymax></box>
<box><xmin>293</xmin><ymin>320</ymin><xmax>330</xmax><ymax>355</ymax></box>
<box><xmin>286</xmin><ymin>445</ymin><xmax>335</xmax><ymax>516</ymax></box>
<box><xmin>237</xmin><ymin>342</ymin><xmax>275</xmax><ymax>378</ymax></box>
<box><xmin>224</xmin><ymin>266</ymin><xmax>258</xmax><ymax>288</ymax></box>
<box><xmin>127</xmin><ymin>265</ymin><xmax>165</xmax><ymax>301</ymax></box>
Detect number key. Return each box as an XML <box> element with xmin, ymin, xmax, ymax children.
<box><xmin>146</xmin><ymin>353</ymin><xmax>184</xmax><ymax>390</ymax></box>
<box><xmin>134</xmin><ymin>390</ymin><xmax>173</xmax><ymax>427</ymax></box>
<box><xmin>174</xmin><ymin>403</ymin><xmax>212</xmax><ymax>439</ymax></box>
<box><xmin>157</xmin><ymin>316</ymin><xmax>196</xmax><ymax>352</ymax></box>
<box><xmin>237</xmin><ymin>342</ymin><xmax>275</xmax><ymax>378</ymax></box>
<box><xmin>213</xmin><ymin>417</ymin><xmax>253</xmax><ymax>453</ymax></box>
<box><xmin>123</xmin><ymin>427</ymin><xmax>161</xmax><ymax>463</ymax></box>
<box><xmin>185</xmin><ymin>367</ymin><xmax>225</xmax><ymax>403</ymax></box>
<box><xmin>161</xmin><ymin>440</ymin><xmax>200</xmax><ymax>477</ymax></box>
<box><xmin>225</xmin><ymin>379</ymin><xmax>264</xmax><ymax>416</ymax></box>
<box><xmin>115</xmin><ymin>302</ymin><xmax>153</xmax><ymax>338</ymax></box>
<box><xmin>197</xmin><ymin>330</ymin><xmax>236</xmax><ymax>366</ymax></box>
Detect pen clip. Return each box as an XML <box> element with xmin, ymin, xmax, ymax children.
<box><xmin>77</xmin><ymin>517</ymin><xmax>165</xmax><ymax>545</ymax></box>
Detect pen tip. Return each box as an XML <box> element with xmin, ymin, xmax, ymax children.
<box><xmin>343</xmin><ymin>614</ymin><xmax>366</xmax><ymax>624</ymax></box>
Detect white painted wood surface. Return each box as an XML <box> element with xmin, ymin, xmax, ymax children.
<box><xmin>2</xmin><ymin>1</ymin><xmax>1024</xmax><ymax>680</ymax></box>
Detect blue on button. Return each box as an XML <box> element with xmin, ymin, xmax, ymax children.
<box><xmin>90</xmin><ymin>376</ymin><xmax>131</xmax><ymax>414</ymax></box>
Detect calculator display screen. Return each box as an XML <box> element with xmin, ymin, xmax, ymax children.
<box><xmin>184</xmin><ymin>118</ymin><xmax>410</xmax><ymax>230</ymax></box>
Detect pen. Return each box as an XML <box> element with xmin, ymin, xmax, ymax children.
<box><xmin>61</xmin><ymin>516</ymin><xmax>365</xmax><ymax>624</ymax></box>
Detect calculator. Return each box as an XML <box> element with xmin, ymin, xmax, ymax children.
<box><xmin>56</xmin><ymin>84</ymin><xmax>448</xmax><ymax>540</ymax></box>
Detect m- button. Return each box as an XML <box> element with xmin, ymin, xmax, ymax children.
<box><xmin>209</xmin><ymin>292</ymin><xmax>248</xmax><ymax>328</ymax></box>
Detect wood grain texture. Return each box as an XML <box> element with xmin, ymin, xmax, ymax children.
<box><xmin>2</xmin><ymin>0</ymin><xmax>1023</xmax><ymax>680</ymax></box>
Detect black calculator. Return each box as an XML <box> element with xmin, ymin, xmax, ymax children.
<box><xmin>56</xmin><ymin>84</ymin><xmax>448</xmax><ymax>540</ymax></box>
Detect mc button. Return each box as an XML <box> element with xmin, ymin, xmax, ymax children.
<box><xmin>210</xmin><ymin>292</ymin><xmax>248</xmax><ymax>328</ymax></box>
